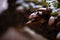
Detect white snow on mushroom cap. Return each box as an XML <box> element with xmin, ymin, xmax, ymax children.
<box><xmin>31</xmin><ymin>12</ymin><xmax>37</xmax><ymax>16</ymax></box>
<box><xmin>50</xmin><ymin>16</ymin><xmax>55</xmax><ymax>20</ymax></box>
<box><xmin>39</xmin><ymin>8</ymin><xmax>46</xmax><ymax>10</ymax></box>
<box><xmin>38</xmin><ymin>11</ymin><xmax>42</xmax><ymax>15</ymax></box>
<box><xmin>0</xmin><ymin>0</ymin><xmax>8</xmax><ymax>14</ymax></box>
<box><xmin>17</xmin><ymin>6</ymin><xmax>24</xmax><ymax>10</ymax></box>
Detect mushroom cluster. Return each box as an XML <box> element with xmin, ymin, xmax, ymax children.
<box><xmin>15</xmin><ymin>0</ymin><xmax>60</xmax><ymax>40</ymax></box>
<box><xmin>16</xmin><ymin>0</ymin><xmax>60</xmax><ymax>40</ymax></box>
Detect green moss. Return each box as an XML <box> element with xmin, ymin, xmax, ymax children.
<box><xmin>42</xmin><ymin>0</ymin><xmax>50</xmax><ymax>7</ymax></box>
<box><xmin>53</xmin><ymin>2</ymin><xmax>58</xmax><ymax>8</ymax></box>
<box><xmin>50</xmin><ymin>12</ymin><xmax>58</xmax><ymax>16</ymax></box>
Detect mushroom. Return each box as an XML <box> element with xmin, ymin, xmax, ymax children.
<box><xmin>48</xmin><ymin>16</ymin><xmax>55</xmax><ymax>26</ymax></box>
<box><xmin>0</xmin><ymin>0</ymin><xmax>8</xmax><ymax>13</ymax></box>
<box><xmin>28</xmin><ymin>12</ymin><xmax>38</xmax><ymax>19</ymax></box>
<box><xmin>56</xmin><ymin>32</ymin><xmax>60</xmax><ymax>40</ymax></box>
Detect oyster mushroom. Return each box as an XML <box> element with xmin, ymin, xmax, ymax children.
<box><xmin>29</xmin><ymin>12</ymin><xmax>38</xmax><ymax>19</ymax></box>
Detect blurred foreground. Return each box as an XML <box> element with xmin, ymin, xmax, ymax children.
<box><xmin>0</xmin><ymin>0</ymin><xmax>60</xmax><ymax>40</ymax></box>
